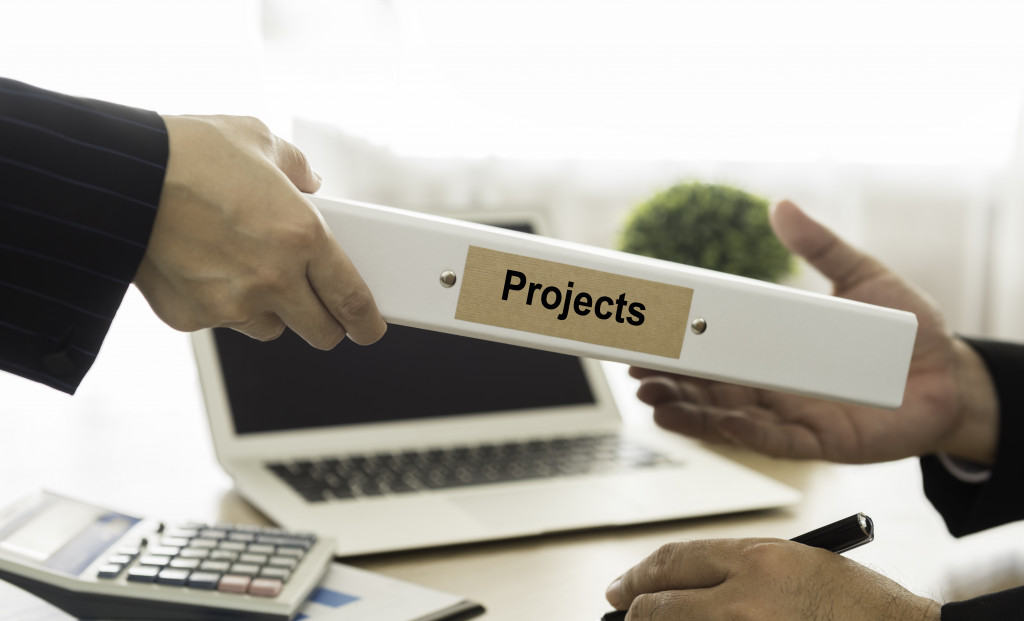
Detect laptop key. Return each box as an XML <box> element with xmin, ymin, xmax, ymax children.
<box><xmin>268</xmin><ymin>434</ymin><xmax>678</xmax><ymax>498</ymax></box>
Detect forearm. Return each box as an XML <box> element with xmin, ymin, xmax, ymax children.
<box><xmin>0</xmin><ymin>78</ymin><xmax>168</xmax><ymax>392</ymax></box>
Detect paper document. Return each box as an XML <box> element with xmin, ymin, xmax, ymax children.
<box><xmin>295</xmin><ymin>562</ymin><xmax>483</xmax><ymax>621</ymax></box>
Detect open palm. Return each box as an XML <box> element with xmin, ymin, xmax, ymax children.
<box><xmin>633</xmin><ymin>200</ymin><xmax>969</xmax><ymax>464</ymax></box>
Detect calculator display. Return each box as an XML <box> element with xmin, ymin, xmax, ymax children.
<box><xmin>0</xmin><ymin>495</ymin><xmax>138</xmax><ymax>576</ymax></box>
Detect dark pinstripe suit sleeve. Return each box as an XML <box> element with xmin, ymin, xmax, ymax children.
<box><xmin>0</xmin><ymin>78</ymin><xmax>169</xmax><ymax>393</ymax></box>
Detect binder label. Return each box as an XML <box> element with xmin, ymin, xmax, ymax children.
<box><xmin>455</xmin><ymin>246</ymin><xmax>692</xmax><ymax>358</ymax></box>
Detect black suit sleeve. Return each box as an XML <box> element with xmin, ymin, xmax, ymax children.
<box><xmin>921</xmin><ymin>338</ymin><xmax>1024</xmax><ymax>535</ymax></box>
<box><xmin>0</xmin><ymin>78</ymin><xmax>169</xmax><ymax>393</ymax></box>
<box><xmin>918</xmin><ymin>338</ymin><xmax>1024</xmax><ymax>618</ymax></box>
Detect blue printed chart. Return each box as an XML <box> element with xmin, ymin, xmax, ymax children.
<box><xmin>291</xmin><ymin>563</ymin><xmax>476</xmax><ymax>621</ymax></box>
<box><xmin>294</xmin><ymin>586</ymin><xmax>360</xmax><ymax>620</ymax></box>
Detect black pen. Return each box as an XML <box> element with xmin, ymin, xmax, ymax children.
<box><xmin>599</xmin><ymin>513</ymin><xmax>874</xmax><ymax>621</ymax></box>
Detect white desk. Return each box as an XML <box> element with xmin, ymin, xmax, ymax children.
<box><xmin>3</xmin><ymin>291</ymin><xmax>1024</xmax><ymax>619</ymax></box>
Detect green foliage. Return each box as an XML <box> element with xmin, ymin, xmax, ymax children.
<box><xmin>619</xmin><ymin>182</ymin><xmax>793</xmax><ymax>282</ymax></box>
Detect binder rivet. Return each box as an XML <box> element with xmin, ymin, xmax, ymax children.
<box><xmin>690</xmin><ymin>318</ymin><xmax>707</xmax><ymax>335</ymax></box>
<box><xmin>440</xmin><ymin>270</ymin><xmax>457</xmax><ymax>288</ymax></box>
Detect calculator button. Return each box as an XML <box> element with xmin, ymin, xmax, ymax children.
<box><xmin>187</xmin><ymin>571</ymin><xmax>221</xmax><ymax>590</ymax></box>
<box><xmin>267</xmin><ymin>556</ymin><xmax>298</xmax><ymax>569</ymax></box>
<box><xmin>179</xmin><ymin>547</ymin><xmax>210</xmax><ymax>559</ymax></box>
<box><xmin>275</xmin><ymin>547</ymin><xmax>304</xmax><ymax>559</ymax></box>
<box><xmin>170</xmin><ymin>558</ymin><xmax>202</xmax><ymax>570</ymax></box>
<box><xmin>147</xmin><ymin>546</ymin><xmax>182</xmax><ymax>557</ymax></box>
<box><xmin>200</xmin><ymin>529</ymin><xmax>228</xmax><ymax>540</ymax></box>
<box><xmin>232</xmin><ymin>523</ymin><xmax>262</xmax><ymax>533</ymax></box>
<box><xmin>209</xmin><ymin>549</ymin><xmax>239</xmax><ymax>561</ymax></box>
<box><xmin>199</xmin><ymin>560</ymin><xmax>232</xmax><ymax>573</ymax></box>
<box><xmin>228</xmin><ymin>563</ymin><xmax>261</xmax><ymax>576</ymax></box>
<box><xmin>218</xmin><ymin>574</ymin><xmax>251</xmax><ymax>593</ymax></box>
<box><xmin>239</xmin><ymin>553</ymin><xmax>268</xmax><ymax>565</ymax></box>
<box><xmin>127</xmin><ymin>566</ymin><xmax>161</xmax><ymax>582</ymax></box>
<box><xmin>247</xmin><ymin>544</ymin><xmax>275</xmax><ymax>555</ymax></box>
<box><xmin>257</xmin><ymin>535</ymin><xmax>311</xmax><ymax>549</ymax></box>
<box><xmin>139</xmin><ymin>555</ymin><xmax>172</xmax><ymax>567</ymax></box>
<box><xmin>218</xmin><ymin>541</ymin><xmax>247</xmax><ymax>552</ymax></box>
<box><xmin>106</xmin><ymin>554</ymin><xmax>134</xmax><ymax>565</ymax></box>
<box><xmin>160</xmin><ymin>536</ymin><xmax>191</xmax><ymax>548</ymax></box>
<box><xmin>157</xmin><ymin>568</ymin><xmax>191</xmax><ymax>586</ymax></box>
<box><xmin>190</xmin><ymin>538</ymin><xmax>219</xmax><ymax>549</ymax></box>
<box><xmin>228</xmin><ymin>532</ymin><xmax>256</xmax><ymax>543</ymax></box>
<box><xmin>248</xmin><ymin>577</ymin><xmax>283</xmax><ymax>597</ymax></box>
<box><xmin>96</xmin><ymin>564</ymin><xmax>125</xmax><ymax>579</ymax></box>
<box><xmin>164</xmin><ymin>527</ymin><xmax>199</xmax><ymax>539</ymax></box>
<box><xmin>259</xmin><ymin>566</ymin><xmax>291</xmax><ymax>581</ymax></box>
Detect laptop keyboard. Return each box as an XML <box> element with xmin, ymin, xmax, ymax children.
<box><xmin>267</xmin><ymin>434</ymin><xmax>678</xmax><ymax>503</ymax></box>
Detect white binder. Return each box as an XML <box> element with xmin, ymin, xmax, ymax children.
<box><xmin>312</xmin><ymin>195</ymin><xmax>917</xmax><ymax>409</ymax></box>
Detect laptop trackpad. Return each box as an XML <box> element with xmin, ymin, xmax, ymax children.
<box><xmin>449</xmin><ymin>483</ymin><xmax>639</xmax><ymax>532</ymax></box>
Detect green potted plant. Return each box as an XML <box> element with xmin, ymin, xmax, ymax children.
<box><xmin>619</xmin><ymin>181</ymin><xmax>793</xmax><ymax>282</ymax></box>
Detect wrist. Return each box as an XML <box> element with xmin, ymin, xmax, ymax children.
<box><xmin>913</xmin><ymin>597</ymin><xmax>942</xmax><ymax>621</ymax></box>
<box><xmin>936</xmin><ymin>338</ymin><xmax>999</xmax><ymax>466</ymax></box>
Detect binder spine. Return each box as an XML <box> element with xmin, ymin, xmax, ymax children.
<box><xmin>313</xmin><ymin>196</ymin><xmax>916</xmax><ymax>409</ymax></box>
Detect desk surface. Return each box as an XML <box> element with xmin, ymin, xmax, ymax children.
<box><xmin>3</xmin><ymin>292</ymin><xmax>1024</xmax><ymax>620</ymax></box>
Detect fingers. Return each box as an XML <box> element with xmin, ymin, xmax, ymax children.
<box><xmin>606</xmin><ymin>540</ymin><xmax>739</xmax><ymax>610</ymax></box>
<box><xmin>715</xmin><ymin>414</ymin><xmax>824</xmax><ymax>459</ymax></box>
<box><xmin>270</xmin><ymin>134</ymin><xmax>323</xmax><ymax>194</ymax></box>
<box><xmin>228</xmin><ymin>312</ymin><xmax>286</xmax><ymax>342</ymax></box>
<box><xmin>624</xmin><ymin>590</ymin><xmax>714</xmax><ymax>621</ymax></box>
<box><xmin>647</xmin><ymin>395</ymin><xmax>826</xmax><ymax>458</ymax></box>
<box><xmin>264</xmin><ymin>131</ymin><xmax>385</xmax><ymax>346</ymax></box>
<box><xmin>770</xmin><ymin>200</ymin><xmax>886</xmax><ymax>293</ymax></box>
<box><xmin>268</xmin><ymin>208</ymin><xmax>386</xmax><ymax>349</ymax></box>
<box><xmin>634</xmin><ymin>373</ymin><xmax>828</xmax><ymax>457</ymax></box>
<box><xmin>305</xmin><ymin>218</ymin><xmax>387</xmax><ymax>346</ymax></box>
<box><xmin>271</xmin><ymin>282</ymin><xmax>347</xmax><ymax>350</ymax></box>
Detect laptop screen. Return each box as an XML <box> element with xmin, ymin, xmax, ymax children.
<box><xmin>212</xmin><ymin>218</ymin><xmax>596</xmax><ymax>436</ymax></box>
<box><xmin>213</xmin><ymin>325</ymin><xmax>596</xmax><ymax>435</ymax></box>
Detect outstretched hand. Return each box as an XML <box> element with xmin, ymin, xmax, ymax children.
<box><xmin>632</xmin><ymin>200</ymin><xmax>997</xmax><ymax>465</ymax></box>
<box><xmin>134</xmin><ymin>115</ymin><xmax>386</xmax><ymax>349</ymax></box>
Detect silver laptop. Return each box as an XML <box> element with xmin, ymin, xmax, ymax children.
<box><xmin>190</xmin><ymin>212</ymin><xmax>799</xmax><ymax>557</ymax></box>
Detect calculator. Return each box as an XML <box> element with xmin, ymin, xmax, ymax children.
<box><xmin>0</xmin><ymin>491</ymin><xmax>334</xmax><ymax>620</ymax></box>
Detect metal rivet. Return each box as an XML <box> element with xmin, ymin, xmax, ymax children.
<box><xmin>690</xmin><ymin>318</ymin><xmax>707</xmax><ymax>335</ymax></box>
<box><xmin>440</xmin><ymin>270</ymin><xmax>457</xmax><ymax>288</ymax></box>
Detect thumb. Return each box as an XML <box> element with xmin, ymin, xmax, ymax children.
<box><xmin>271</xmin><ymin>135</ymin><xmax>323</xmax><ymax>194</ymax></box>
<box><xmin>770</xmin><ymin>200</ymin><xmax>884</xmax><ymax>293</ymax></box>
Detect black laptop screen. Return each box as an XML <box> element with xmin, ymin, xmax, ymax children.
<box><xmin>214</xmin><ymin>324</ymin><xmax>596</xmax><ymax>435</ymax></box>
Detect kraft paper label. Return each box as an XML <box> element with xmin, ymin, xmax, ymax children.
<box><xmin>455</xmin><ymin>246</ymin><xmax>692</xmax><ymax>358</ymax></box>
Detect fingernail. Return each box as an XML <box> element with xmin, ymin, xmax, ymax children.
<box><xmin>605</xmin><ymin>578</ymin><xmax>623</xmax><ymax>607</ymax></box>
<box><xmin>313</xmin><ymin>170</ymin><xmax>323</xmax><ymax>183</ymax></box>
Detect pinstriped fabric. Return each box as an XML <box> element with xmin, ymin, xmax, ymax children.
<box><xmin>0</xmin><ymin>78</ymin><xmax>169</xmax><ymax>393</ymax></box>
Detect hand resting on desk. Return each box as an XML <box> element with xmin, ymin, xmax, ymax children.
<box><xmin>605</xmin><ymin>538</ymin><xmax>940</xmax><ymax>621</ymax></box>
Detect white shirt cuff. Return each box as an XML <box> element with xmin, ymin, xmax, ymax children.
<box><xmin>937</xmin><ymin>452</ymin><xmax>992</xmax><ymax>484</ymax></box>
